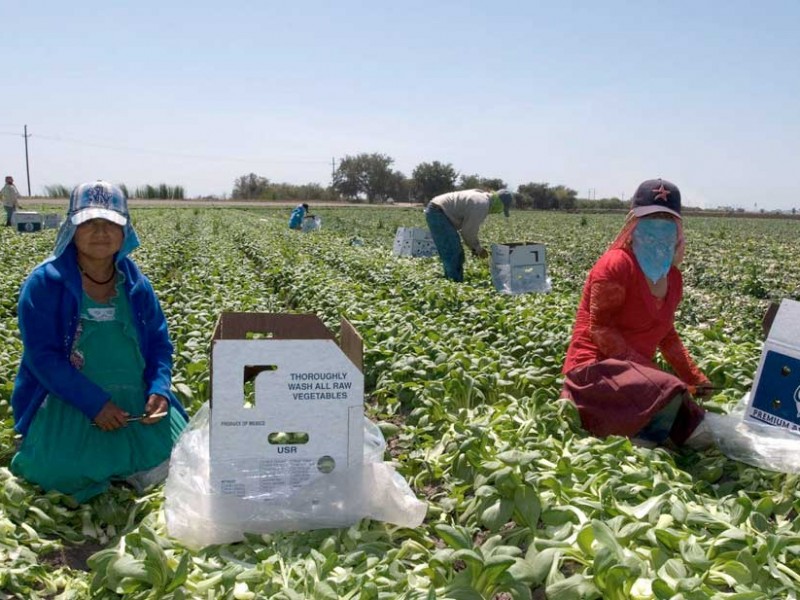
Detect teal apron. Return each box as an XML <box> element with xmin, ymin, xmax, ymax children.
<box><xmin>12</xmin><ymin>279</ymin><xmax>186</xmax><ymax>502</ymax></box>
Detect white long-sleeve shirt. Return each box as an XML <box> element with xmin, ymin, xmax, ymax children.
<box><xmin>2</xmin><ymin>183</ymin><xmax>20</xmax><ymax>208</ymax></box>
<box><xmin>428</xmin><ymin>189</ymin><xmax>492</xmax><ymax>254</ymax></box>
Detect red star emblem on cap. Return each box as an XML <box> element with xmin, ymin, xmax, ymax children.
<box><xmin>651</xmin><ymin>183</ymin><xmax>671</xmax><ymax>202</ymax></box>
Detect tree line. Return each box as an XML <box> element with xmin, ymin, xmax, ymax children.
<box><xmin>43</xmin><ymin>183</ymin><xmax>185</xmax><ymax>200</ymax></box>
<box><xmin>232</xmin><ymin>152</ymin><xmax>627</xmax><ymax>210</ymax></box>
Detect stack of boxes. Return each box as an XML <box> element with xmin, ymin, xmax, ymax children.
<box><xmin>10</xmin><ymin>211</ymin><xmax>62</xmax><ymax>232</ymax></box>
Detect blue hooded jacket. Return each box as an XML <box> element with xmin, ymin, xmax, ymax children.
<box><xmin>11</xmin><ymin>242</ymin><xmax>188</xmax><ymax>436</ymax></box>
<box><xmin>288</xmin><ymin>204</ymin><xmax>306</xmax><ymax>229</ymax></box>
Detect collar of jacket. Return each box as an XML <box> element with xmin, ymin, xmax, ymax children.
<box><xmin>41</xmin><ymin>242</ymin><xmax>141</xmax><ymax>300</ymax></box>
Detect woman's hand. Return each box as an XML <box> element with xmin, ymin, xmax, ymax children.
<box><xmin>141</xmin><ymin>394</ymin><xmax>169</xmax><ymax>425</ymax></box>
<box><xmin>93</xmin><ymin>401</ymin><xmax>129</xmax><ymax>431</ymax></box>
<box><xmin>688</xmin><ymin>380</ymin><xmax>715</xmax><ymax>397</ymax></box>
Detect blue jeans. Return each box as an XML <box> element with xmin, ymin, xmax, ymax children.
<box><xmin>425</xmin><ymin>207</ymin><xmax>464</xmax><ymax>282</ymax></box>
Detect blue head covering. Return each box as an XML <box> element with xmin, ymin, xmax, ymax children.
<box><xmin>496</xmin><ymin>189</ymin><xmax>513</xmax><ymax>217</ymax></box>
<box><xmin>51</xmin><ymin>180</ymin><xmax>139</xmax><ymax>262</ymax></box>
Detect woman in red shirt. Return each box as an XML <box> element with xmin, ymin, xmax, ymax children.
<box><xmin>562</xmin><ymin>178</ymin><xmax>713</xmax><ymax>448</ymax></box>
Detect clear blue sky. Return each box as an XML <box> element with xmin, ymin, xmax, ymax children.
<box><xmin>2</xmin><ymin>1</ymin><xmax>799</xmax><ymax>209</ymax></box>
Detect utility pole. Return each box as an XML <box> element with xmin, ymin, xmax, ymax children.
<box><xmin>331</xmin><ymin>157</ymin><xmax>336</xmax><ymax>180</ymax></box>
<box><xmin>23</xmin><ymin>125</ymin><xmax>31</xmax><ymax>196</ymax></box>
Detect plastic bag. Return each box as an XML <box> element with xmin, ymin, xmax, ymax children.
<box><xmin>705</xmin><ymin>393</ymin><xmax>800</xmax><ymax>473</ymax></box>
<box><xmin>124</xmin><ymin>459</ymin><xmax>170</xmax><ymax>494</ymax></box>
<box><xmin>301</xmin><ymin>216</ymin><xmax>321</xmax><ymax>232</ymax></box>
<box><xmin>164</xmin><ymin>404</ymin><xmax>427</xmax><ymax>549</ymax></box>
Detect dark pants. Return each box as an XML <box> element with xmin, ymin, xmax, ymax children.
<box><xmin>4</xmin><ymin>206</ymin><xmax>14</xmax><ymax>227</ymax></box>
<box><xmin>562</xmin><ymin>358</ymin><xmax>705</xmax><ymax>445</ymax></box>
<box><xmin>425</xmin><ymin>206</ymin><xmax>464</xmax><ymax>282</ymax></box>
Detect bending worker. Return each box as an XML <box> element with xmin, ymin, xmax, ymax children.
<box><xmin>288</xmin><ymin>203</ymin><xmax>309</xmax><ymax>230</ymax></box>
<box><xmin>425</xmin><ymin>189</ymin><xmax>512</xmax><ymax>282</ymax></box>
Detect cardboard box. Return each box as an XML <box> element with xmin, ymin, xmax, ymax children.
<box><xmin>301</xmin><ymin>216</ymin><xmax>321</xmax><ymax>232</ymax></box>
<box><xmin>43</xmin><ymin>213</ymin><xmax>62</xmax><ymax>229</ymax></box>
<box><xmin>746</xmin><ymin>299</ymin><xmax>800</xmax><ymax>433</ymax></box>
<box><xmin>393</xmin><ymin>226</ymin><xmax>437</xmax><ymax>258</ymax></box>
<box><xmin>209</xmin><ymin>313</ymin><xmax>364</xmax><ymax>502</ymax></box>
<box><xmin>12</xmin><ymin>211</ymin><xmax>43</xmax><ymax>233</ymax></box>
<box><xmin>491</xmin><ymin>242</ymin><xmax>550</xmax><ymax>294</ymax></box>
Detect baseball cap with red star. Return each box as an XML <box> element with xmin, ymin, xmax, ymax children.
<box><xmin>630</xmin><ymin>178</ymin><xmax>681</xmax><ymax>219</ymax></box>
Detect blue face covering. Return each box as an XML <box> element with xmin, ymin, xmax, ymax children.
<box><xmin>631</xmin><ymin>219</ymin><xmax>677</xmax><ymax>284</ymax></box>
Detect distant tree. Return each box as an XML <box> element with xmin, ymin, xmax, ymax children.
<box><xmin>43</xmin><ymin>184</ymin><xmax>72</xmax><ymax>198</ymax></box>
<box><xmin>332</xmin><ymin>153</ymin><xmax>403</xmax><ymax>203</ymax></box>
<box><xmin>387</xmin><ymin>172</ymin><xmax>411</xmax><ymax>203</ymax></box>
<box><xmin>458</xmin><ymin>174</ymin><xmax>508</xmax><ymax>191</ymax></box>
<box><xmin>478</xmin><ymin>177</ymin><xmax>507</xmax><ymax>191</ymax></box>
<box><xmin>458</xmin><ymin>174</ymin><xmax>480</xmax><ymax>189</ymax></box>
<box><xmin>552</xmin><ymin>185</ymin><xmax>578</xmax><ymax>210</ymax></box>
<box><xmin>517</xmin><ymin>182</ymin><xmax>556</xmax><ymax>210</ymax></box>
<box><xmin>597</xmin><ymin>197</ymin><xmax>626</xmax><ymax>210</ymax></box>
<box><xmin>411</xmin><ymin>161</ymin><xmax>457</xmax><ymax>202</ymax></box>
<box><xmin>266</xmin><ymin>182</ymin><xmax>339</xmax><ymax>201</ymax></box>
<box><xmin>131</xmin><ymin>184</ymin><xmax>185</xmax><ymax>199</ymax></box>
<box><xmin>576</xmin><ymin>196</ymin><xmax>626</xmax><ymax>210</ymax></box>
<box><xmin>233</xmin><ymin>173</ymin><xmax>270</xmax><ymax>199</ymax></box>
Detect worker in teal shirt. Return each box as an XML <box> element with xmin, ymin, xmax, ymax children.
<box><xmin>10</xmin><ymin>180</ymin><xmax>188</xmax><ymax>501</ymax></box>
<box><xmin>289</xmin><ymin>203</ymin><xmax>309</xmax><ymax>230</ymax></box>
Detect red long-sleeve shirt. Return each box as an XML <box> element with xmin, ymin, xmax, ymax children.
<box><xmin>563</xmin><ymin>248</ymin><xmax>707</xmax><ymax>386</ymax></box>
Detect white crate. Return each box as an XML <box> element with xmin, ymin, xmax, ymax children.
<box><xmin>11</xmin><ymin>211</ymin><xmax>43</xmax><ymax>233</ymax></box>
<box><xmin>209</xmin><ymin>313</ymin><xmax>364</xmax><ymax>507</ymax></box>
<box><xmin>745</xmin><ymin>299</ymin><xmax>800</xmax><ymax>434</ymax></box>
<box><xmin>393</xmin><ymin>227</ymin><xmax>437</xmax><ymax>258</ymax></box>
<box><xmin>491</xmin><ymin>242</ymin><xmax>551</xmax><ymax>294</ymax></box>
<box><xmin>43</xmin><ymin>213</ymin><xmax>62</xmax><ymax>229</ymax></box>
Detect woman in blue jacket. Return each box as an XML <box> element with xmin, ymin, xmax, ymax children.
<box><xmin>10</xmin><ymin>180</ymin><xmax>188</xmax><ymax>502</ymax></box>
<box><xmin>288</xmin><ymin>203</ymin><xmax>309</xmax><ymax>229</ymax></box>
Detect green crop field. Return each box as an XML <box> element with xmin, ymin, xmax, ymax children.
<box><xmin>1</xmin><ymin>207</ymin><xmax>799</xmax><ymax>599</ymax></box>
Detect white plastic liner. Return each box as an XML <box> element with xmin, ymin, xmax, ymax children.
<box><xmin>706</xmin><ymin>393</ymin><xmax>800</xmax><ymax>474</ymax></box>
<box><xmin>164</xmin><ymin>404</ymin><xmax>426</xmax><ymax>549</ymax></box>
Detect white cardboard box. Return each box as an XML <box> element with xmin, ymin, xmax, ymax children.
<box><xmin>11</xmin><ymin>211</ymin><xmax>43</xmax><ymax>233</ymax></box>
<box><xmin>491</xmin><ymin>242</ymin><xmax>551</xmax><ymax>294</ymax></box>
<box><xmin>43</xmin><ymin>213</ymin><xmax>62</xmax><ymax>229</ymax></box>
<box><xmin>393</xmin><ymin>226</ymin><xmax>437</xmax><ymax>258</ymax></box>
<box><xmin>745</xmin><ymin>299</ymin><xmax>800</xmax><ymax>433</ymax></box>
<box><xmin>209</xmin><ymin>313</ymin><xmax>364</xmax><ymax>502</ymax></box>
<box><xmin>301</xmin><ymin>216</ymin><xmax>321</xmax><ymax>232</ymax></box>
